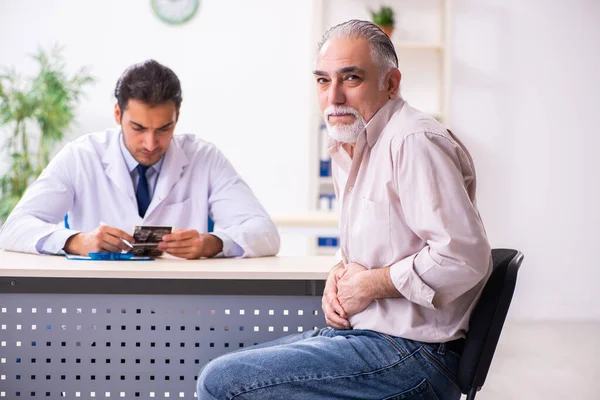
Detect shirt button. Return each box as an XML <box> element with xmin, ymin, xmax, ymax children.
<box><xmin>348</xmin><ymin>186</ymin><xmax>354</xmax><ymax>193</ymax></box>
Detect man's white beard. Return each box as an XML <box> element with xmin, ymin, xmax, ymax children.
<box><xmin>324</xmin><ymin>106</ymin><xmax>366</xmax><ymax>144</ymax></box>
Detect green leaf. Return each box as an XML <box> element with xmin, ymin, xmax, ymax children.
<box><xmin>0</xmin><ymin>194</ymin><xmax>21</xmax><ymax>222</ymax></box>
<box><xmin>370</xmin><ymin>6</ymin><xmax>395</xmax><ymax>26</ymax></box>
<box><xmin>0</xmin><ymin>44</ymin><xmax>94</xmax><ymax>214</ymax></box>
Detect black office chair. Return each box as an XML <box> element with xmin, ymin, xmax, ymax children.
<box><xmin>457</xmin><ymin>248</ymin><xmax>524</xmax><ymax>400</ymax></box>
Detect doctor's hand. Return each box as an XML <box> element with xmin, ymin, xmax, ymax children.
<box><xmin>337</xmin><ymin>262</ymin><xmax>373</xmax><ymax>318</ymax></box>
<box><xmin>322</xmin><ymin>262</ymin><xmax>351</xmax><ymax>330</ymax></box>
<box><xmin>63</xmin><ymin>225</ymin><xmax>135</xmax><ymax>256</ymax></box>
<box><xmin>158</xmin><ymin>229</ymin><xmax>223</xmax><ymax>259</ymax></box>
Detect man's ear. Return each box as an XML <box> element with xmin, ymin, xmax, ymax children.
<box><xmin>114</xmin><ymin>103</ymin><xmax>122</xmax><ymax>125</ymax></box>
<box><xmin>387</xmin><ymin>68</ymin><xmax>402</xmax><ymax>99</ymax></box>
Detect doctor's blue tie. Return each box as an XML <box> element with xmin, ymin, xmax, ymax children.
<box><xmin>136</xmin><ymin>164</ymin><xmax>150</xmax><ymax>218</ymax></box>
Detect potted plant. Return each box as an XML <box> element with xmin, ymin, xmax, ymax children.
<box><xmin>0</xmin><ymin>46</ymin><xmax>94</xmax><ymax>222</ymax></box>
<box><xmin>370</xmin><ymin>6</ymin><xmax>395</xmax><ymax>37</ymax></box>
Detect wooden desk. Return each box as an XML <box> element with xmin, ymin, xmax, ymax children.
<box><xmin>0</xmin><ymin>251</ymin><xmax>332</xmax><ymax>399</ymax></box>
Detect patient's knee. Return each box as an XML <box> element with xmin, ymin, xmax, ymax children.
<box><xmin>197</xmin><ymin>355</ymin><xmax>244</xmax><ymax>399</ymax></box>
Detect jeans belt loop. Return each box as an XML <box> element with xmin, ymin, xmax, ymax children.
<box><xmin>436</xmin><ymin>342</ymin><xmax>447</xmax><ymax>355</ymax></box>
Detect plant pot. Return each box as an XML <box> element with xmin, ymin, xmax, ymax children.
<box><xmin>378</xmin><ymin>24</ymin><xmax>394</xmax><ymax>38</ymax></box>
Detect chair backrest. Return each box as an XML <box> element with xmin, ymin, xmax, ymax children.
<box><xmin>457</xmin><ymin>248</ymin><xmax>524</xmax><ymax>394</ymax></box>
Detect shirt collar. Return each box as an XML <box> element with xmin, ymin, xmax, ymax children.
<box><xmin>364</xmin><ymin>96</ymin><xmax>405</xmax><ymax>148</ymax></box>
<box><xmin>118</xmin><ymin>129</ymin><xmax>165</xmax><ymax>174</ymax></box>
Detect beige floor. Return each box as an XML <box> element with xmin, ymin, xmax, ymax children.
<box><xmin>467</xmin><ymin>321</ymin><xmax>600</xmax><ymax>400</ymax></box>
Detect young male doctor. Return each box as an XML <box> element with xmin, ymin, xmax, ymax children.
<box><xmin>0</xmin><ymin>60</ymin><xmax>280</xmax><ymax>259</ymax></box>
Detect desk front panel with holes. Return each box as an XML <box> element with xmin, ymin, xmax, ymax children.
<box><xmin>0</xmin><ymin>277</ymin><xmax>326</xmax><ymax>399</ymax></box>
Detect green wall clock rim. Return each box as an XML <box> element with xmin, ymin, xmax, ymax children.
<box><xmin>151</xmin><ymin>0</ymin><xmax>200</xmax><ymax>25</ymax></box>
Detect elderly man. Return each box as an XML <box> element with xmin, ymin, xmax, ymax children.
<box><xmin>196</xmin><ymin>20</ymin><xmax>491</xmax><ymax>399</ymax></box>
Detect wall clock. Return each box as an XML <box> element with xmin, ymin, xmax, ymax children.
<box><xmin>152</xmin><ymin>0</ymin><xmax>199</xmax><ymax>25</ymax></box>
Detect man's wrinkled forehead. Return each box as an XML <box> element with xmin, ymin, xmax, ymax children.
<box><xmin>315</xmin><ymin>38</ymin><xmax>374</xmax><ymax>71</ymax></box>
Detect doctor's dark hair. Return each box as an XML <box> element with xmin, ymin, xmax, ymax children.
<box><xmin>114</xmin><ymin>59</ymin><xmax>182</xmax><ymax>118</ymax></box>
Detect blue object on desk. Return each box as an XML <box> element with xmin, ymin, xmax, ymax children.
<box><xmin>64</xmin><ymin>252</ymin><xmax>154</xmax><ymax>261</ymax></box>
<box><xmin>89</xmin><ymin>252</ymin><xmax>135</xmax><ymax>260</ymax></box>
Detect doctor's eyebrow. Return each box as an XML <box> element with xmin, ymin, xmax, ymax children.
<box><xmin>130</xmin><ymin>121</ymin><xmax>174</xmax><ymax>130</ymax></box>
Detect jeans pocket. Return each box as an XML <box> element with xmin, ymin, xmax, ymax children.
<box><xmin>382</xmin><ymin>379</ymin><xmax>440</xmax><ymax>400</ymax></box>
<box><xmin>371</xmin><ymin>331</ymin><xmax>410</xmax><ymax>357</ymax></box>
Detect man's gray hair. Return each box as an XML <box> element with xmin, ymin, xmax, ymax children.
<box><xmin>317</xmin><ymin>19</ymin><xmax>398</xmax><ymax>89</ymax></box>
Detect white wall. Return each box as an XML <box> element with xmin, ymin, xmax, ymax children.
<box><xmin>453</xmin><ymin>0</ymin><xmax>600</xmax><ymax>320</ymax></box>
<box><xmin>0</xmin><ymin>0</ymin><xmax>315</xmax><ymax>215</ymax></box>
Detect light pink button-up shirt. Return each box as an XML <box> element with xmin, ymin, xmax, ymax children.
<box><xmin>330</xmin><ymin>97</ymin><xmax>492</xmax><ymax>342</ymax></box>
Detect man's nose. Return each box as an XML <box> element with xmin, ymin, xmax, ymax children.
<box><xmin>143</xmin><ymin>132</ymin><xmax>158</xmax><ymax>151</ymax></box>
<box><xmin>328</xmin><ymin>81</ymin><xmax>346</xmax><ymax>106</ymax></box>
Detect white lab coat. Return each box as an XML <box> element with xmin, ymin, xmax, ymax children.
<box><xmin>0</xmin><ymin>128</ymin><xmax>280</xmax><ymax>257</ymax></box>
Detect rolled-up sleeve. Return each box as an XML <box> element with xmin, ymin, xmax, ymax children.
<box><xmin>210</xmin><ymin>231</ymin><xmax>245</xmax><ymax>258</ymax></box>
<box><xmin>389</xmin><ymin>132</ymin><xmax>491</xmax><ymax>309</ymax></box>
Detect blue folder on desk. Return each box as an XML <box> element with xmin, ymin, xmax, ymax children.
<box><xmin>64</xmin><ymin>252</ymin><xmax>154</xmax><ymax>261</ymax></box>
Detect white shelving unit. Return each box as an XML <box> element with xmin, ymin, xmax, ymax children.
<box><xmin>271</xmin><ymin>211</ymin><xmax>339</xmax><ymax>235</ymax></box>
<box><xmin>307</xmin><ymin>0</ymin><xmax>452</xmax><ymax>254</ymax></box>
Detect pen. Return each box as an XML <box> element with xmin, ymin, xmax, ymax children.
<box><xmin>99</xmin><ymin>221</ymin><xmax>134</xmax><ymax>251</ymax></box>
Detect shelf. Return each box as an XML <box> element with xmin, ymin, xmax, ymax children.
<box><xmin>318</xmin><ymin>176</ymin><xmax>333</xmax><ymax>185</ymax></box>
<box><xmin>395</xmin><ymin>41</ymin><xmax>445</xmax><ymax>51</ymax></box>
<box><xmin>316</xmin><ymin>246</ymin><xmax>338</xmax><ymax>256</ymax></box>
<box><xmin>271</xmin><ymin>211</ymin><xmax>338</xmax><ymax>228</ymax></box>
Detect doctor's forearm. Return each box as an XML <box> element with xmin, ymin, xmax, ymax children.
<box><xmin>204</xmin><ymin>234</ymin><xmax>224</xmax><ymax>258</ymax></box>
<box><xmin>221</xmin><ymin>218</ymin><xmax>280</xmax><ymax>257</ymax></box>
<box><xmin>0</xmin><ymin>212</ymin><xmax>69</xmax><ymax>254</ymax></box>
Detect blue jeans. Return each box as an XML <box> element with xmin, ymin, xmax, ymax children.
<box><xmin>196</xmin><ymin>328</ymin><xmax>462</xmax><ymax>399</ymax></box>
